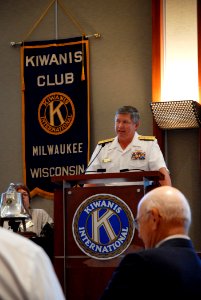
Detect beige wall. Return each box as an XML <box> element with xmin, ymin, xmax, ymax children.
<box><xmin>0</xmin><ymin>0</ymin><xmax>200</xmax><ymax>249</ymax></box>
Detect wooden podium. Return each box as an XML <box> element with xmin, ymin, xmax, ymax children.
<box><xmin>52</xmin><ymin>171</ymin><xmax>163</xmax><ymax>300</ymax></box>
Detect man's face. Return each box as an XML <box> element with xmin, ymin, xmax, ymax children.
<box><xmin>115</xmin><ymin>113</ymin><xmax>138</xmax><ymax>141</ymax></box>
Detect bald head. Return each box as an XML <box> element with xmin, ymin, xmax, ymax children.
<box><xmin>136</xmin><ymin>186</ymin><xmax>191</xmax><ymax>248</ymax></box>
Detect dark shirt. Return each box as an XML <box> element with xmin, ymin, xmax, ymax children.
<box><xmin>100</xmin><ymin>238</ymin><xmax>201</xmax><ymax>299</ymax></box>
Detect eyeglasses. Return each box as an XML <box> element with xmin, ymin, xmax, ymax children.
<box><xmin>21</xmin><ymin>192</ymin><xmax>29</xmax><ymax>197</ymax></box>
<box><xmin>133</xmin><ymin>216</ymin><xmax>141</xmax><ymax>230</ymax></box>
<box><xmin>134</xmin><ymin>211</ymin><xmax>150</xmax><ymax>230</ymax></box>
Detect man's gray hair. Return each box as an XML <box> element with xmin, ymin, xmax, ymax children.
<box><xmin>115</xmin><ymin>106</ymin><xmax>140</xmax><ymax>124</ymax></box>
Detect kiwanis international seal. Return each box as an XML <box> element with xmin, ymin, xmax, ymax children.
<box><xmin>38</xmin><ymin>92</ymin><xmax>75</xmax><ymax>135</ymax></box>
<box><xmin>72</xmin><ymin>193</ymin><xmax>134</xmax><ymax>260</ymax></box>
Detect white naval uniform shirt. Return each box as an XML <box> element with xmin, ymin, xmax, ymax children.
<box><xmin>86</xmin><ymin>132</ymin><xmax>168</xmax><ymax>173</ymax></box>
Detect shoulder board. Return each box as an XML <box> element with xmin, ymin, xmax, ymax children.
<box><xmin>98</xmin><ymin>138</ymin><xmax>115</xmax><ymax>145</ymax></box>
<box><xmin>138</xmin><ymin>135</ymin><xmax>155</xmax><ymax>141</ymax></box>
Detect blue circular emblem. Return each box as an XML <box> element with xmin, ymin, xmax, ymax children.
<box><xmin>72</xmin><ymin>193</ymin><xmax>135</xmax><ymax>260</ymax></box>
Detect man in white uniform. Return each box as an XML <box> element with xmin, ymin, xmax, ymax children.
<box><xmin>85</xmin><ymin>106</ymin><xmax>171</xmax><ymax>186</ymax></box>
<box><xmin>0</xmin><ymin>227</ymin><xmax>65</xmax><ymax>300</ymax></box>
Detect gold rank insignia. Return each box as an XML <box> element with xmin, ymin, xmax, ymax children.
<box><xmin>138</xmin><ymin>135</ymin><xmax>155</xmax><ymax>141</ymax></box>
<box><xmin>98</xmin><ymin>137</ymin><xmax>115</xmax><ymax>145</ymax></box>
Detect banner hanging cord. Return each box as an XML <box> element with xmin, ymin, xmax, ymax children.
<box><xmin>10</xmin><ymin>0</ymin><xmax>101</xmax><ymax>46</ymax></box>
<box><xmin>57</xmin><ymin>0</ymin><xmax>87</xmax><ymax>81</ymax></box>
<box><xmin>23</xmin><ymin>0</ymin><xmax>55</xmax><ymax>42</ymax></box>
<box><xmin>58</xmin><ymin>0</ymin><xmax>85</xmax><ymax>35</ymax></box>
<box><xmin>12</xmin><ymin>0</ymin><xmax>101</xmax><ymax>81</ymax></box>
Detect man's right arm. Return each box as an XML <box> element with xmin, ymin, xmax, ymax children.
<box><xmin>158</xmin><ymin>167</ymin><xmax>172</xmax><ymax>186</ymax></box>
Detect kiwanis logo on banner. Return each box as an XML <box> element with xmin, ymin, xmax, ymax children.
<box><xmin>21</xmin><ymin>36</ymin><xmax>90</xmax><ymax>198</ymax></box>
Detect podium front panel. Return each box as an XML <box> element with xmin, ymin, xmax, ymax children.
<box><xmin>54</xmin><ymin>184</ymin><xmax>146</xmax><ymax>300</ymax></box>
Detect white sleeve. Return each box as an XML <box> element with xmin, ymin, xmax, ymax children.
<box><xmin>148</xmin><ymin>140</ymin><xmax>169</xmax><ymax>171</ymax></box>
<box><xmin>0</xmin><ymin>228</ymin><xmax>65</xmax><ymax>300</ymax></box>
<box><xmin>30</xmin><ymin>247</ymin><xmax>65</xmax><ymax>300</ymax></box>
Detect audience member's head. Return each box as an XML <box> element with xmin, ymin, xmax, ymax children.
<box><xmin>99</xmin><ymin>186</ymin><xmax>200</xmax><ymax>300</ymax></box>
<box><xmin>15</xmin><ymin>183</ymin><xmax>31</xmax><ymax>210</ymax></box>
<box><xmin>135</xmin><ymin>186</ymin><xmax>191</xmax><ymax>248</ymax></box>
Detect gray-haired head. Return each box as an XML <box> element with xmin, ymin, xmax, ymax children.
<box><xmin>138</xmin><ymin>186</ymin><xmax>191</xmax><ymax>234</ymax></box>
<box><xmin>115</xmin><ymin>106</ymin><xmax>140</xmax><ymax>124</ymax></box>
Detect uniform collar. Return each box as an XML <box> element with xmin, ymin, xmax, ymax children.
<box><xmin>110</xmin><ymin>132</ymin><xmax>139</xmax><ymax>149</ymax></box>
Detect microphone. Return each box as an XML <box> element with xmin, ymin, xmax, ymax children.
<box><xmin>84</xmin><ymin>143</ymin><xmax>106</xmax><ymax>174</ymax></box>
<box><xmin>85</xmin><ymin>169</ymin><xmax>106</xmax><ymax>173</ymax></box>
<box><xmin>120</xmin><ymin>168</ymin><xmax>145</xmax><ymax>172</ymax></box>
<box><xmin>97</xmin><ymin>168</ymin><xmax>106</xmax><ymax>172</ymax></box>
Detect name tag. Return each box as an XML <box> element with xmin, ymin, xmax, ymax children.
<box><xmin>102</xmin><ymin>158</ymin><xmax>111</xmax><ymax>163</ymax></box>
<box><xmin>26</xmin><ymin>220</ymin><xmax>34</xmax><ymax>228</ymax></box>
<box><xmin>20</xmin><ymin>220</ymin><xmax>34</xmax><ymax>230</ymax></box>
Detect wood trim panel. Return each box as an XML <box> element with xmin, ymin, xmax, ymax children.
<box><xmin>152</xmin><ymin>0</ymin><xmax>165</xmax><ymax>153</ymax></box>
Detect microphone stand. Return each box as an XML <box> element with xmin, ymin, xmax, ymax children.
<box><xmin>84</xmin><ymin>143</ymin><xmax>106</xmax><ymax>174</ymax></box>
